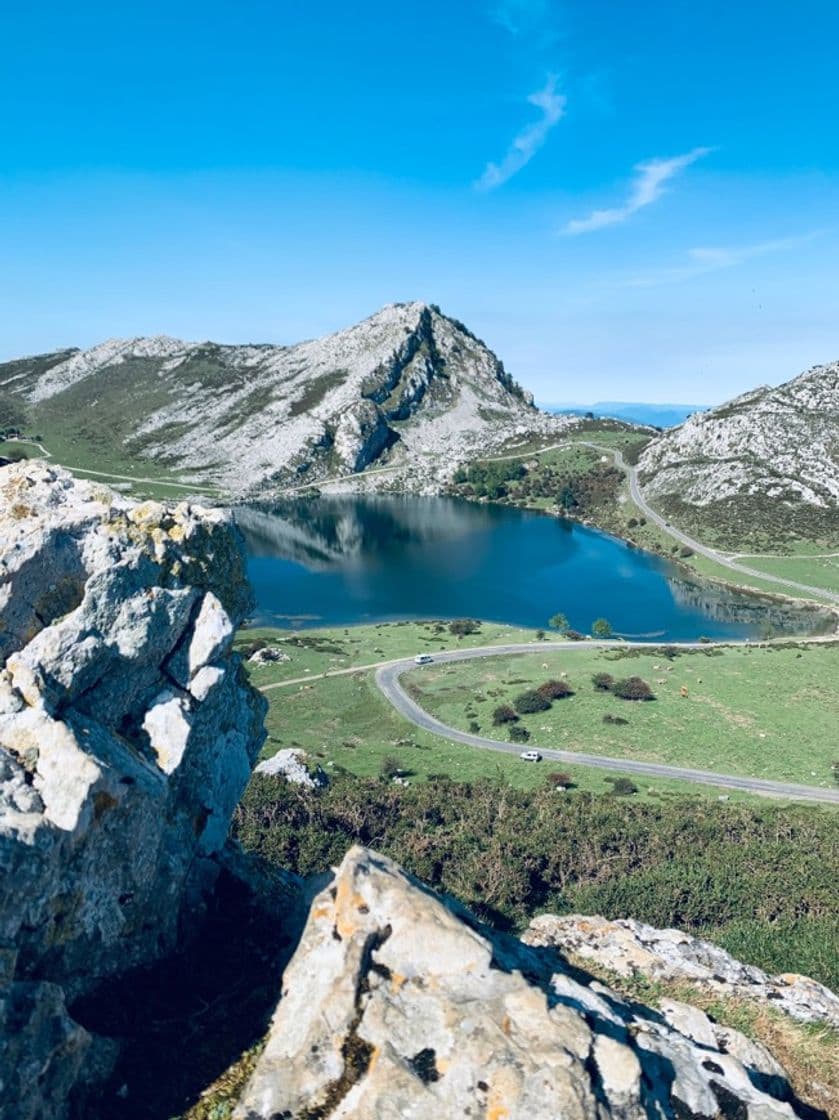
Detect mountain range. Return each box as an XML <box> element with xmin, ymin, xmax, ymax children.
<box><xmin>1</xmin><ymin>305</ymin><xmax>837</xmax><ymax>549</ymax></box>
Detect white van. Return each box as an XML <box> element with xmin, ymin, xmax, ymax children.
<box><xmin>414</xmin><ymin>653</ymin><xmax>434</xmax><ymax>665</ymax></box>
<box><xmin>519</xmin><ymin>750</ymin><xmax>542</xmax><ymax>762</ymax></box>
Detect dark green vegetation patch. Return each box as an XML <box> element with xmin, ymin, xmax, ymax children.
<box><xmin>235</xmin><ymin>775</ymin><xmax>839</xmax><ymax>990</ymax></box>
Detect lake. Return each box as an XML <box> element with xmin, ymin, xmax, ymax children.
<box><xmin>236</xmin><ymin>495</ymin><xmax>825</xmax><ymax>640</ymax></box>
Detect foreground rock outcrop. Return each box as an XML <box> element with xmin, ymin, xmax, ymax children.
<box><xmin>0</xmin><ymin>462</ymin><xmax>267</xmax><ymax>1118</ymax></box>
<box><xmin>236</xmin><ymin>847</ymin><xmax>813</xmax><ymax>1120</ymax></box>
<box><xmin>524</xmin><ymin>914</ymin><xmax>839</xmax><ymax>1030</ymax></box>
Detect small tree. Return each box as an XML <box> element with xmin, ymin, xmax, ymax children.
<box><xmin>513</xmin><ymin>690</ymin><xmax>552</xmax><ymax>715</ymax></box>
<box><xmin>548</xmin><ymin>612</ymin><xmax>569</xmax><ymax>634</ymax></box>
<box><xmin>449</xmin><ymin>618</ymin><xmax>481</xmax><ymax>638</ymax></box>
<box><xmin>592</xmin><ymin>618</ymin><xmax>613</xmax><ymax>638</ymax></box>
<box><xmin>468</xmin><ymin>720</ymin><xmax>480</xmax><ymax>733</ymax></box>
<box><xmin>535</xmin><ymin>629</ymin><xmax>546</xmax><ymax>641</ymax></box>
<box><xmin>611</xmin><ymin>676</ymin><xmax>655</xmax><ymax>701</ymax></box>
<box><xmin>492</xmin><ymin>704</ymin><xmax>518</xmax><ymax>726</ymax></box>
<box><xmin>536</xmin><ymin>679</ymin><xmax>574</xmax><ymax>700</ymax></box>
<box><xmin>509</xmin><ymin>724</ymin><xmax>530</xmax><ymax>743</ymax></box>
<box><xmin>592</xmin><ymin>672</ymin><xmax>615</xmax><ymax>692</ymax></box>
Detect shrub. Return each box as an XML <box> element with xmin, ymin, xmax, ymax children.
<box><xmin>679</xmin><ymin>546</ymin><xmax>694</xmax><ymax>558</ymax></box>
<box><xmin>611</xmin><ymin>676</ymin><xmax>655</xmax><ymax>701</ymax></box>
<box><xmin>603</xmin><ymin>714</ymin><xmax>629</xmax><ymax>726</ymax></box>
<box><xmin>565</xmin><ymin>629</ymin><xmax>585</xmax><ymax>641</ymax></box>
<box><xmin>380</xmin><ymin>755</ymin><xmax>403</xmax><ymax>780</ymax></box>
<box><xmin>592</xmin><ymin>672</ymin><xmax>615</xmax><ymax>692</ymax></box>
<box><xmin>605</xmin><ymin>776</ymin><xmax>638</xmax><ymax>796</ymax></box>
<box><xmin>513</xmin><ymin>690</ymin><xmax>551</xmax><ymax>714</ymax></box>
<box><xmin>492</xmin><ymin>705</ymin><xmax>518</xmax><ymax>726</ymax></box>
<box><xmin>468</xmin><ymin>720</ymin><xmax>480</xmax><ymax>733</ymax></box>
<box><xmin>508</xmin><ymin>724</ymin><xmax>530</xmax><ymax>743</ymax></box>
<box><xmin>536</xmin><ymin>629</ymin><xmax>546</xmax><ymax>641</ymax></box>
<box><xmin>536</xmin><ymin>679</ymin><xmax>574</xmax><ymax>700</ymax></box>
<box><xmin>449</xmin><ymin>618</ymin><xmax>481</xmax><ymax>638</ymax></box>
<box><xmin>547</xmin><ymin>771</ymin><xmax>573</xmax><ymax>788</ymax></box>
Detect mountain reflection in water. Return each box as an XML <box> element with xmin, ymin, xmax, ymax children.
<box><xmin>235</xmin><ymin>496</ymin><xmax>828</xmax><ymax>639</ymax></box>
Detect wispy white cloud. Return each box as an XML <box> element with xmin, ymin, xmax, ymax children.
<box><xmin>625</xmin><ymin>230</ymin><xmax>826</xmax><ymax>288</ymax></box>
<box><xmin>563</xmin><ymin>147</ymin><xmax>712</xmax><ymax>235</ymax></box>
<box><xmin>476</xmin><ymin>75</ymin><xmax>566</xmax><ymax>191</ymax></box>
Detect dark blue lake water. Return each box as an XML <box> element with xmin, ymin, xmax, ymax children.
<box><xmin>236</xmin><ymin>496</ymin><xmax>822</xmax><ymax>640</ymax></box>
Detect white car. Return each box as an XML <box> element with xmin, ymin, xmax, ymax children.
<box><xmin>414</xmin><ymin>653</ymin><xmax>434</xmax><ymax>665</ymax></box>
<box><xmin>519</xmin><ymin>750</ymin><xmax>542</xmax><ymax>762</ymax></box>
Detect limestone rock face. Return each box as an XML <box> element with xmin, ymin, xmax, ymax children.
<box><xmin>236</xmin><ymin>847</ymin><xmax>807</xmax><ymax>1120</ymax></box>
<box><xmin>0</xmin><ymin>462</ymin><xmax>266</xmax><ymax>1118</ymax></box>
<box><xmin>523</xmin><ymin>914</ymin><xmax>839</xmax><ymax>1029</ymax></box>
<box><xmin>332</xmin><ymin>399</ymin><xmax>393</xmax><ymax>473</ymax></box>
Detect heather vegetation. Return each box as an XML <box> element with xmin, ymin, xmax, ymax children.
<box><xmin>234</xmin><ymin>774</ymin><xmax>839</xmax><ymax>990</ymax></box>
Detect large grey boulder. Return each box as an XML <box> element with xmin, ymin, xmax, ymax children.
<box><xmin>523</xmin><ymin>913</ymin><xmax>839</xmax><ymax>1029</ymax></box>
<box><xmin>236</xmin><ymin>846</ymin><xmax>809</xmax><ymax>1120</ymax></box>
<box><xmin>0</xmin><ymin>462</ymin><xmax>266</xmax><ymax>1119</ymax></box>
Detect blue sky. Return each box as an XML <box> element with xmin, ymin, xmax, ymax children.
<box><xmin>2</xmin><ymin>0</ymin><xmax>838</xmax><ymax>403</ymax></box>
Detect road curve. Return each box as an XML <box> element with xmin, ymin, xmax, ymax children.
<box><xmin>374</xmin><ymin>643</ymin><xmax>839</xmax><ymax>804</ymax></box>
<box><xmin>615</xmin><ymin>448</ymin><xmax>839</xmax><ymax>604</ymax></box>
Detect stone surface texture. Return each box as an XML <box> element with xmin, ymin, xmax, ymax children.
<box><xmin>523</xmin><ymin>913</ymin><xmax>839</xmax><ymax>1029</ymax></box>
<box><xmin>236</xmin><ymin>846</ymin><xmax>812</xmax><ymax>1120</ymax></box>
<box><xmin>254</xmin><ymin>748</ymin><xmax>328</xmax><ymax>789</ymax></box>
<box><xmin>0</xmin><ymin>462</ymin><xmax>266</xmax><ymax>1119</ymax></box>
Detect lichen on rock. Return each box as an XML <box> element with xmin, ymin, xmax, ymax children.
<box><xmin>0</xmin><ymin>461</ymin><xmax>267</xmax><ymax>1119</ymax></box>
<box><xmin>235</xmin><ymin>846</ymin><xmax>812</xmax><ymax>1120</ymax></box>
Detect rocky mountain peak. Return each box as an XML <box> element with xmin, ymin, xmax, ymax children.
<box><xmin>0</xmin><ymin>304</ymin><xmax>558</xmax><ymax>496</ymax></box>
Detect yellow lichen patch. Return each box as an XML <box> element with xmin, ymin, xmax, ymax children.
<box><xmin>334</xmin><ymin>875</ymin><xmax>370</xmax><ymax>939</ymax></box>
<box><xmin>310</xmin><ymin>904</ymin><xmax>333</xmax><ymax>922</ymax></box>
<box><xmin>168</xmin><ymin>523</ymin><xmax>186</xmax><ymax>542</ymax></box>
<box><xmin>389</xmin><ymin>972</ymin><xmax>408</xmax><ymax>993</ymax></box>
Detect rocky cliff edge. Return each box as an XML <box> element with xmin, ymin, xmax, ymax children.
<box><xmin>0</xmin><ymin>462</ymin><xmax>267</xmax><ymax>1116</ymax></box>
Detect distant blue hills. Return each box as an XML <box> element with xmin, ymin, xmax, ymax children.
<box><xmin>543</xmin><ymin>401</ymin><xmax>709</xmax><ymax>429</ymax></box>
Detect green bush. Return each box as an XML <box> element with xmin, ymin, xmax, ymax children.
<box><xmin>492</xmin><ymin>704</ymin><xmax>518</xmax><ymax>726</ymax></box>
<box><xmin>508</xmin><ymin>724</ymin><xmax>530</xmax><ymax>743</ymax></box>
<box><xmin>611</xmin><ymin>676</ymin><xmax>655</xmax><ymax>701</ymax></box>
<box><xmin>448</xmin><ymin>618</ymin><xmax>481</xmax><ymax>638</ymax></box>
<box><xmin>536</xmin><ymin>679</ymin><xmax>574</xmax><ymax>700</ymax></box>
<box><xmin>592</xmin><ymin>672</ymin><xmax>614</xmax><ymax>692</ymax></box>
<box><xmin>513</xmin><ymin>690</ymin><xmax>552</xmax><ymax>714</ymax></box>
<box><xmin>605</xmin><ymin>776</ymin><xmax>639</xmax><ymax>796</ymax></box>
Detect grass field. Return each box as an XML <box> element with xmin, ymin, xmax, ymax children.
<box><xmin>730</xmin><ymin>553</ymin><xmax>839</xmax><ymax>594</ymax></box>
<box><xmin>0</xmin><ymin>436</ymin><xmax>226</xmax><ymax>501</ymax></box>
<box><xmin>402</xmin><ymin>641</ymin><xmax>839</xmax><ymax>786</ymax></box>
<box><xmin>236</xmin><ymin>622</ymin><xmax>839</xmax><ymax>798</ymax></box>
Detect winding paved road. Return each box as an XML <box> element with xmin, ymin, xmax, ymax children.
<box><xmin>370</xmin><ymin>642</ymin><xmax>839</xmax><ymax>804</ymax></box>
<box><xmin>615</xmin><ymin>448</ymin><xmax>839</xmax><ymax>604</ymax></box>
